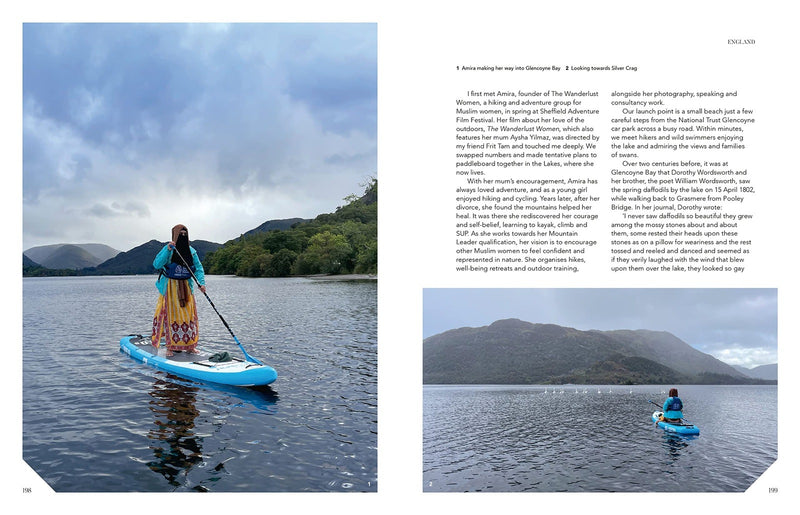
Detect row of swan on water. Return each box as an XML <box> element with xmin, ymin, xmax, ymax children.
<box><xmin>541</xmin><ymin>387</ymin><xmax>668</xmax><ymax>394</ymax></box>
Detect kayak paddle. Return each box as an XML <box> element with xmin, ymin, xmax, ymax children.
<box><xmin>169</xmin><ymin>244</ymin><xmax>264</xmax><ymax>365</ymax></box>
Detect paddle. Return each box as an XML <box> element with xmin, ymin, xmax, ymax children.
<box><xmin>169</xmin><ymin>244</ymin><xmax>264</xmax><ymax>365</ymax></box>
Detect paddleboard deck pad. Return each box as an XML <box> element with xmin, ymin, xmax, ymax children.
<box><xmin>120</xmin><ymin>334</ymin><xmax>277</xmax><ymax>387</ymax></box>
<box><xmin>651</xmin><ymin>411</ymin><xmax>699</xmax><ymax>435</ymax></box>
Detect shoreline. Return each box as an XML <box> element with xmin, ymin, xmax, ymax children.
<box><xmin>304</xmin><ymin>274</ymin><xmax>377</xmax><ymax>281</ymax></box>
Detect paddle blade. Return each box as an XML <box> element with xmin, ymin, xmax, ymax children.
<box><xmin>232</xmin><ymin>335</ymin><xmax>263</xmax><ymax>365</ymax></box>
<box><xmin>243</xmin><ymin>352</ymin><xmax>263</xmax><ymax>365</ymax></box>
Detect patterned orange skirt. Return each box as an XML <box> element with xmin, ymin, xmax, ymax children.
<box><xmin>151</xmin><ymin>278</ymin><xmax>199</xmax><ymax>352</ymax></box>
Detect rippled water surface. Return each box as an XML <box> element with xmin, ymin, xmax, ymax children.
<box><xmin>424</xmin><ymin>384</ymin><xmax>776</xmax><ymax>492</ymax></box>
<box><xmin>23</xmin><ymin>275</ymin><xmax>376</xmax><ymax>492</ymax></box>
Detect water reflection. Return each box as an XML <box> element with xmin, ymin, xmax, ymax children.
<box><xmin>660</xmin><ymin>433</ymin><xmax>694</xmax><ymax>461</ymax></box>
<box><xmin>144</xmin><ymin>375</ymin><xmax>281</xmax><ymax>491</ymax></box>
<box><xmin>213</xmin><ymin>383</ymin><xmax>281</xmax><ymax>410</ymax></box>
<box><xmin>146</xmin><ymin>378</ymin><xmax>204</xmax><ymax>489</ymax></box>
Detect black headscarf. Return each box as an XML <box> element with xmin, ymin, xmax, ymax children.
<box><xmin>171</xmin><ymin>224</ymin><xmax>193</xmax><ymax>267</ymax></box>
<box><xmin>169</xmin><ymin>224</ymin><xmax>193</xmax><ymax>307</ymax></box>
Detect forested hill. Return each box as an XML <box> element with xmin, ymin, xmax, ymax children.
<box><xmin>203</xmin><ymin>179</ymin><xmax>377</xmax><ymax>277</ymax></box>
<box><xmin>423</xmin><ymin>318</ymin><xmax>775</xmax><ymax>385</ymax></box>
<box><xmin>241</xmin><ymin>218</ymin><xmax>310</xmax><ymax>238</ymax></box>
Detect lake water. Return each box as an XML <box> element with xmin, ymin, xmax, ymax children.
<box><xmin>23</xmin><ymin>275</ymin><xmax>377</xmax><ymax>492</ymax></box>
<box><xmin>423</xmin><ymin>384</ymin><xmax>776</xmax><ymax>492</ymax></box>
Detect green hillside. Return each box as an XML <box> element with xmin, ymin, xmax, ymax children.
<box><xmin>203</xmin><ymin>178</ymin><xmax>377</xmax><ymax>277</ymax></box>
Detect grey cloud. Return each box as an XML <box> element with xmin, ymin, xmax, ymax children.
<box><xmin>85</xmin><ymin>201</ymin><xmax>151</xmax><ymax>219</ymax></box>
<box><xmin>86</xmin><ymin>203</ymin><xmax>118</xmax><ymax>218</ymax></box>
<box><xmin>23</xmin><ymin>23</ymin><xmax>376</xmax><ymax>250</ymax></box>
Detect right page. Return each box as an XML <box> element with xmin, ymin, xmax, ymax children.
<box><xmin>385</xmin><ymin>0</ymin><xmax>797</xmax><ymax>506</ymax></box>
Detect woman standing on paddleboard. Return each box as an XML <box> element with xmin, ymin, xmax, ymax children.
<box><xmin>151</xmin><ymin>224</ymin><xmax>207</xmax><ymax>357</ymax></box>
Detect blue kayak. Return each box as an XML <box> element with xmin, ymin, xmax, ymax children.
<box><xmin>652</xmin><ymin>411</ymin><xmax>699</xmax><ymax>435</ymax></box>
<box><xmin>120</xmin><ymin>334</ymin><xmax>277</xmax><ymax>387</ymax></box>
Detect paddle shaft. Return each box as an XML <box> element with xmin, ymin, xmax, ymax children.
<box><xmin>169</xmin><ymin>245</ymin><xmax>263</xmax><ymax>365</ymax></box>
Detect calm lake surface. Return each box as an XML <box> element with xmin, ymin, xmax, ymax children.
<box><xmin>424</xmin><ymin>384</ymin><xmax>776</xmax><ymax>492</ymax></box>
<box><xmin>23</xmin><ymin>275</ymin><xmax>376</xmax><ymax>492</ymax></box>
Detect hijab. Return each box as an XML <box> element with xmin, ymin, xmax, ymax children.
<box><xmin>171</xmin><ymin>224</ymin><xmax>193</xmax><ymax>267</ymax></box>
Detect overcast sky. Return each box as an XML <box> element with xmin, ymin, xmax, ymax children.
<box><xmin>23</xmin><ymin>23</ymin><xmax>376</xmax><ymax>251</ymax></box>
<box><xmin>423</xmin><ymin>288</ymin><xmax>778</xmax><ymax>368</ymax></box>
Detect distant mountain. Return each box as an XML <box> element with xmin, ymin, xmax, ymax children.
<box><xmin>88</xmin><ymin>240</ymin><xmax>164</xmax><ymax>275</ymax></box>
<box><xmin>24</xmin><ymin>243</ymin><xmax>120</xmax><ymax>269</ymax></box>
<box><xmin>733</xmin><ymin>363</ymin><xmax>777</xmax><ymax>381</ymax></box>
<box><xmin>41</xmin><ymin>244</ymin><xmax>99</xmax><ymax>269</ymax></box>
<box><xmin>423</xmin><ymin>319</ymin><xmax>773</xmax><ymax>385</ymax></box>
<box><xmin>598</xmin><ymin>329</ymin><xmax>741</xmax><ymax>377</ymax></box>
<box><xmin>23</xmin><ymin>254</ymin><xmax>40</xmax><ymax>267</ymax></box>
<box><xmin>24</xmin><ymin>244</ymin><xmax>70</xmax><ymax>264</ymax></box>
<box><xmin>241</xmin><ymin>218</ymin><xmax>310</xmax><ymax>239</ymax></box>
<box><xmin>23</xmin><ymin>239</ymin><xmax>223</xmax><ymax>277</ymax></box>
<box><xmin>89</xmin><ymin>240</ymin><xmax>222</xmax><ymax>275</ymax></box>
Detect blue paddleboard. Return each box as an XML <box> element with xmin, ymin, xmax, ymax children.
<box><xmin>651</xmin><ymin>411</ymin><xmax>699</xmax><ymax>435</ymax></box>
<box><xmin>120</xmin><ymin>334</ymin><xmax>277</xmax><ymax>387</ymax></box>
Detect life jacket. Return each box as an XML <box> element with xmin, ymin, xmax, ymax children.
<box><xmin>162</xmin><ymin>262</ymin><xmax>195</xmax><ymax>280</ymax></box>
<box><xmin>666</xmin><ymin>397</ymin><xmax>683</xmax><ymax>412</ymax></box>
